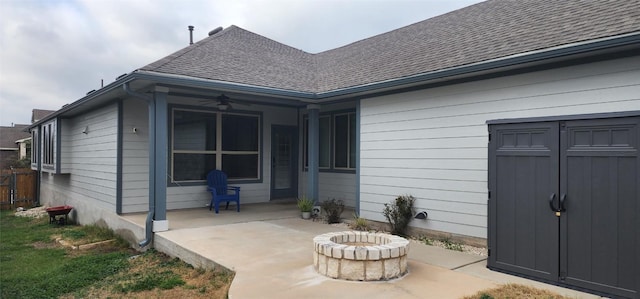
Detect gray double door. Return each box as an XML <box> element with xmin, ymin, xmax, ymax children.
<box><xmin>488</xmin><ymin>115</ymin><xmax>639</xmax><ymax>298</ymax></box>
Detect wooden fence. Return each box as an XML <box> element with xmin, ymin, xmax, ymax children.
<box><xmin>0</xmin><ymin>168</ymin><xmax>36</xmax><ymax>210</ymax></box>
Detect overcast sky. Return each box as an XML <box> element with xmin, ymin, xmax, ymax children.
<box><xmin>0</xmin><ymin>0</ymin><xmax>482</xmax><ymax>126</ymax></box>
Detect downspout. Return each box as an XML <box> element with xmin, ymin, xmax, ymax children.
<box><xmin>123</xmin><ymin>83</ymin><xmax>155</xmax><ymax>248</ymax></box>
<box><xmin>35</xmin><ymin>125</ymin><xmax>42</xmax><ymax>206</ymax></box>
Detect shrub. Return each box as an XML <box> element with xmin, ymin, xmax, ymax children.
<box><xmin>320</xmin><ymin>198</ymin><xmax>344</xmax><ymax>223</ymax></box>
<box><xmin>382</xmin><ymin>195</ymin><xmax>415</xmax><ymax>236</ymax></box>
<box><xmin>351</xmin><ymin>214</ymin><xmax>369</xmax><ymax>231</ymax></box>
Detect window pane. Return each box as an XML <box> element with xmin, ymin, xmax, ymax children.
<box><xmin>173</xmin><ymin>110</ymin><xmax>216</xmax><ymax>151</ymax></box>
<box><xmin>334</xmin><ymin>114</ymin><xmax>348</xmax><ymax>168</ymax></box>
<box><xmin>305</xmin><ymin>116</ymin><xmax>331</xmax><ymax>168</ymax></box>
<box><xmin>319</xmin><ymin>116</ymin><xmax>331</xmax><ymax>168</ymax></box>
<box><xmin>349</xmin><ymin>113</ymin><xmax>356</xmax><ymax>169</ymax></box>
<box><xmin>222</xmin><ymin>154</ymin><xmax>258</xmax><ymax>179</ymax></box>
<box><xmin>31</xmin><ymin>130</ymin><xmax>38</xmax><ymax>162</ymax></box>
<box><xmin>222</xmin><ymin>115</ymin><xmax>258</xmax><ymax>151</ymax></box>
<box><xmin>173</xmin><ymin>153</ymin><xmax>216</xmax><ymax>181</ymax></box>
<box><xmin>303</xmin><ymin>118</ymin><xmax>308</xmax><ymax>168</ymax></box>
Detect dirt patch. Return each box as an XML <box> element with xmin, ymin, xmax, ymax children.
<box><xmin>462</xmin><ymin>283</ymin><xmax>571</xmax><ymax>299</ymax></box>
<box><xmin>63</xmin><ymin>251</ymin><xmax>233</xmax><ymax>299</ymax></box>
<box><xmin>32</xmin><ymin>241</ymin><xmax>57</xmax><ymax>249</ymax></box>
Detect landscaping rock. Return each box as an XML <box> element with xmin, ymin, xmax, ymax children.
<box><xmin>15</xmin><ymin>206</ymin><xmax>47</xmax><ymax>218</ymax></box>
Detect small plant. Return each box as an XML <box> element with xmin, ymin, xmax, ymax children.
<box><xmin>441</xmin><ymin>238</ymin><xmax>464</xmax><ymax>252</ymax></box>
<box><xmin>320</xmin><ymin>198</ymin><xmax>344</xmax><ymax>223</ymax></box>
<box><xmin>296</xmin><ymin>196</ymin><xmax>314</xmax><ymax>212</ymax></box>
<box><xmin>351</xmin><ymin>214</ymin><xmax>369</xmax><ymax>231</ymax></box>
<box><xmin>418</xmin><ymin>236</ymin><xmax>433</xmax><ymax>246</ymax></box>
<box><xmin>382</xmin><ymin>194</ymin><xmax>415</xmax><ymax>236</ymax></box>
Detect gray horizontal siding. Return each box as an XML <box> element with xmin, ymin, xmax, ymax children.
<box><xmin>359</xmin><ymin>56</ymin><xmax>640</xmax><ymax>239</ymax></box>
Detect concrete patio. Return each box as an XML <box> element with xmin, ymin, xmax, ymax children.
<box><xmin>121</xmin><ymin>202</ymin><xmax>600</xmax><ymax>299</ymax></box>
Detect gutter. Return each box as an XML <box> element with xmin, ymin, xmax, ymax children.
<box><xmin>314</xmin><ymin>31</ymin><xmax>640</xmax><ymax>99</ymax></box>
<box><xmin>27</xmin><ymin>74</ymin><xmax>137</xmax><ymax>130</ymax></box>
<box><xmin>122</xmin><ymin>83</ymin><xmax>155</xmax><ymax>248</ymax></box>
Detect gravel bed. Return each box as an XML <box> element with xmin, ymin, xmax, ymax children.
<box><xmin>411</xmin><ymin>239</ymin><xmax>488</xmax><ymax>256</ymax></box>
<box><xmin>328</xmin><ymin>220</ymin><xmax>488</xmax><ymax>256</ymax></box>
<box><xmin>14</xmin><ymin>206</ymin><xmax>48</xmax><ymax>218</ymax></box>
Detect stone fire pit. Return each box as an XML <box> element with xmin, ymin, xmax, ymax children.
<box><xmin>313</xmin><ymin>231</ymin><xmax>410</xmax><ymax>281</ymax></box>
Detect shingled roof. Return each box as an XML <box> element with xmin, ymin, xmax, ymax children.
<box><xmin>141</xmin><ymin>0</ymin><xmax>640</xmax><ymax>94</ymax></box>
<box><xmin>0</xmin><ymin>125</ymin><xmax>30</xmax><ymax>149</ymax></box>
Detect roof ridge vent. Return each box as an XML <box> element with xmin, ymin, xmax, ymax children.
<box><xmin>208</xmin><ymin>27</ymin><xmax>223</xmax><ymax>36</ymax></box>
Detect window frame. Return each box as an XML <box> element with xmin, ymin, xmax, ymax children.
<box><xmin>169</xmin><ymin>105</ymin><xmax>262</xmax><ymax>185</ymax></box>
<box><xmin>332</xmin><ymin>111</ymin><xmax>356</xmax><ymax>170</ymax></box>
<box><xmin>41</xmin><ymin>120</ymin><xmax>56</xmax><ymax>171</ymax></box>
<box><xmin>30</xmin><ymin>127</ymin><xmax>39</xmax><ymax>169</ymax></box>
<box><xmin>303</xmin><ymin>109</ymin><xmax>356</xmax><ymax>173</ymax></box>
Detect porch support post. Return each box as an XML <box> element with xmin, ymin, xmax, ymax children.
<box><xmin>152</xmin><ymin>86</ymin><xmax>169</xmax><ymax>232</ymax></box>
<box><xmin>307</xmin><ymin>104</ymin><xmax>320</xmax><ymax>203</ymax></box>
<box><xmin>355</xmin><ymin>99</ymin><xmax>361</xmax><ymax>216</ymax></box>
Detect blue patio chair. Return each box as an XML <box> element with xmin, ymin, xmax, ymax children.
<box><xmin>206</xmin><ymin>170</ymin><xmax>240</xmax><ymax>213</ymax></box>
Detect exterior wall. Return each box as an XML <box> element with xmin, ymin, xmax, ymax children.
<box><xmin>299</xmin><ymin>172</ymin><xmax>357</xmax><ymax>207</ymax></box>
<box><xmin>121</xmin><ymin>99</ymin><xmax>150</xmax><ymax>213</ymax></box>
<box><xmin>359</xmin><ymin>56</ymin><xmax>640</xmax><ymax>239</ymax></box>
<box><xmin>298</xmin><ymin>101</ymin><xmax>358</xmax><ymax>207</ymax></box>
<box><xmin>40</xmin><ymin>103</ymin><xmax>120</xmax><ymax>214</ymax></box>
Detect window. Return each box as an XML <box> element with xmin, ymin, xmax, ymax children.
<box><xmin>171</xmin><ymin>108</ymin><xmax>260</xmax><ymax>183</ymax></box>
<box><xmin>304</xmin><ymin>110</ymin><xmax>356</xmax><ymax>171</ymax></box>
<box><xmin>333</xmin><ymin>112</ymin><xmax>356</xmax><ymax>169</ymax></box>
<box><xmin>31</xmin><ymin>128</ymin><xmax>39</xmax><ymax>165</ymax></box>
<box><xmin>42</xmin><ymin>121</ymin><xmax>55</xmax><ymax>167</ymax></box>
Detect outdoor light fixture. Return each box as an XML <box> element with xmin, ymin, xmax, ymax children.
<box><xmin>414</xmin><ymin>211</ymin><xmax>428</xmax><ymax>220</ymax></box>
<box><xmin>82</xmin><ymin>126</ymin><xmax>89</xmax><ymax>134</ymax></box>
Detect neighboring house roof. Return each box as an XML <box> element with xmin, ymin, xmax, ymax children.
<box><xmin>31</xmin><ymin>109</ymin><xmax>55</xmax><ymax>123</ymax></box>
<box><xmin>0</xmin><ymin>125</ymin><xmax>30</xmax><ymax>150</ymax></box>
<box><xmin>141</xmin><ymin>0</ymin><xmax>640</xmax><ymax>93</ymax></box>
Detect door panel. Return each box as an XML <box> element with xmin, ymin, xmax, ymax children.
<box><xmin>561</xmin><ymin>118</ymin><xmax>639</xmax><ymax>298</ymax></box>
<box><xmin>488</xmin><ymin>122</ymin><xmax>559</xmax><ymax>282</ymax></box>
<box><xmin>270</xmin><ymin>126</ymin><xmax>298</xmax><ymax>199</ymax></box>
<box><xmin>489</xmin><ymin>116</ymin><xmax>639</xmax><ymax>299</ymax></box>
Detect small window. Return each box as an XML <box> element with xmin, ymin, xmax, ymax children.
<box><xmin>334</xmin><ymin>112</ymin><xmax>356</xmax><ymax>169</ymax></box>
<box><xmin>42</xmin><ymin>121</ymin><xmax>55</xmax><ymax>167</ymax></box>
<box><xmin>303</xmin><ymin>110</ymin><xmax>355</xmax><ymax>171</ymax></box>
<box><xmin>31</xmin><ymin>128</ymin><xmax>39</xmax><ymax>168</ymax></box>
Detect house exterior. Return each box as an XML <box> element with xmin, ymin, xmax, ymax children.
<box><xmin>29</xmin><ymin>0</ymin><xmax>638</xmax><ymax>246</ymax></box>
<box><xmin>0</xmin><ymin>124</ymin><xmax>30</xmax><ymax>169</ymax></box>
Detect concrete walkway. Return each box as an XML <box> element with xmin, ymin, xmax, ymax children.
<box><xmin>137</xmin><ymin>206</ymin><xmax>600</xmax><ymax>299</ymax></box>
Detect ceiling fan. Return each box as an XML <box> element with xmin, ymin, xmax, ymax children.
<box><xmin>215</xmin><ymin>94</ymin><xmax>232</xmax><ymax>111</ymax></box>
<box><xmin>198</xmin><ymin>93</ymin><xmax>251</xmax><ymax>110</ymax></box>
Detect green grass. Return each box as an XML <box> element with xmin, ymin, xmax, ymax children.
<box><xmin>0</xmin><ymin>211</ymin><xmax>130</xmax><ymax>299</ymax></box>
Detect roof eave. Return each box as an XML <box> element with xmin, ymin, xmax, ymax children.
<box><xmin>28</xmin><ymin>74</ymin><xmax>137</xmax><ymax>130</ymax></box>
<box><xmin>133</xmin><ymin>71</ymin><xmax>318</xmax><ymax>101</ymax></box>
<box><xmin>316</xmin><ymin>31</ymin><xmax>640</xmax><ymax>99</ymax></box>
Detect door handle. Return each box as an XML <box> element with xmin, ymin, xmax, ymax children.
<box><xmin>549</xmin><ymin>193</ymin><xmax>558</xmax><ymax>212</ymax></box>
<box><xmin>560</xmin><ymin>194</ymin><xmax>567</xmax><ymax>212</ymax></box>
